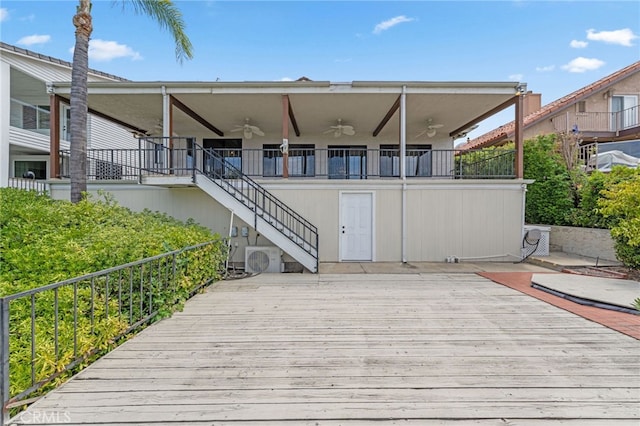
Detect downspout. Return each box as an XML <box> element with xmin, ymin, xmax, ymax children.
<box><xmin>161</xmin><ymin>86</ymin><xmax>170</xmax><ymax>172</ymax></box>
<box><xmin>400</xmin><ymin>86</ymin><xmax>407</xmax><ymax>264</ymax></box>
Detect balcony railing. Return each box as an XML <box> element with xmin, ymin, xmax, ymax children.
<box><xmin>188</xmin><ymin>148</ymin><xmax>515</xmax><ymax>179</ymax></box>
<box><xmin>60</xmin><ymin>149</ymin><xmax>141</xmax><ymax>181</ymax></box>
<box><xmin>551</xmin><ymin>105</ymin><xmax>639</xmax><ymax>133</ymax></box>
<box><xmin>59</xmin><ymin>143</ymin><xmax>516</xmax><ymax>181</ymax></box>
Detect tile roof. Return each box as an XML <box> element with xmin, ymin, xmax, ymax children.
<box><xmin>459</xmin><ymin>61</ymin><xmax>640</xmax><ymax>150</ymax></box>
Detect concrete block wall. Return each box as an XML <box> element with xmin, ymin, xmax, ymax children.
<box><xmin>547</xmin><ymin>225</ymin><xmax>617</xmax><ymax>261</ymax></box>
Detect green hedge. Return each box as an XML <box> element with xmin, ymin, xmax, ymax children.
<box><xmin>0</xmin><ymin>188</ymin><xmax>228</xmax><ymax>403</ymax></box>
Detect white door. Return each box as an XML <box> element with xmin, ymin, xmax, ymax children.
<box><xmin>340</xmin><ymin>193</ymin><xmax>373</xmax><ymax>261</ymax></box>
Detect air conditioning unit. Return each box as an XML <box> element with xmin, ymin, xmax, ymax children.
<box><xmin>245</xmin><ymin>246</ymin><xmax>282</xmax><ymax>273</ymax></box>
<box><xmin>522</xmin><ymin>225</ymin><xmax>550</xmax><ymax>257</ymax></box>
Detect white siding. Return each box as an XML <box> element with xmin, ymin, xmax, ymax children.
<box><xmin>87</xmin><ymin>115</ymin><xmax>138</xmax><ymax>150</ymax></box>
<box><xmin>48</xmin><ymin>180</ymin><xmax>527</xmax><ymax>264</ymax></box>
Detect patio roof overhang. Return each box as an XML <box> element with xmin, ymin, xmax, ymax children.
<box><xmin>47</xmin><ymin>80</ymin><xmax>522</xmax><ymax>142</ymax></box>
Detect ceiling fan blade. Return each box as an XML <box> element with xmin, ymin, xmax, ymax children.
<box><xmin>323</xmin><ymin>128</ymin><xmax>335</xmax><ymax>134</ymax></box>
<box><xmin>253</xmin><ymin>128</ymin><xmax>265</xmax><ymax>137</ymax></box>
<box><xmin>342</xmin><ymin>128</ymin><xmax>355</xmax><ymax>136</ymax></box>
<box><xmin>430</xmin><ymin>124</ymin><xmax>444</xmax><ymax>129</ymax></box>
<box><xmin>415</xmin><ymin>129</ymin><xmax>428</xmax><ymax>138</ymax></box>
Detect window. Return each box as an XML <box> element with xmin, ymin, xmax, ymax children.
<box><xmin>14</xmin><ymin>161</ymin><xmax>47</xmax><ymax>179</ymax></box>
<box><xmin>263</xmin><ymin>144</ymin><xmax>315</xmax><ymax>177</ymax></box>
<box><xmin>22</xmin><ymin>105</ymin><xmax>50</xmax><ymax>131</ymax></box>
<box><xmin>328</xmin><ymin>146</ymin><xmax>367</xmax><ymax>179</ymax></box>
<box><xmin>379</xmin><ymin>144</ymin><xmax>432</xmax><ymax>177</ymax></box>
<box><xmin>576</xmin><ymin>101</ymin><xmax>586</xmax><ymax>113</ymax></box>
<box><xmin>203</xmin><ymin>138</ymin><xmax>242</xmax><ymax>178</ymax></box>
<box><xmin>611</xmin><ymin>95</ymin><xmax>638</xmax><ymax>130</ymax></box>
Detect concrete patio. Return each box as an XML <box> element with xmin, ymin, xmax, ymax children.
<box><xmin>11</xmin><ymin>270</ymin><xmax>639</xmax><ymax>425</ymax></box>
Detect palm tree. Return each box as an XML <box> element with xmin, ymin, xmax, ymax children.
<box><xmin>70</xmin><ymin>0</ymin><xmax>193</xmax><ymax>202</ymax></box>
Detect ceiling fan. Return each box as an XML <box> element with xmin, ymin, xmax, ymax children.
<box><xmin>415</xmin><ymin>118</ymin><xmax>444</xmax><ymax>138</ymax></box>
<box><xmin>324</xmin><ymin>118</ymin><xmax>356</xmax><ymax>138</ymax></box>
<box><xmin>230</xmin><ymin>118</ymin><xmax>265</xmax><ymax>139</ymax></box>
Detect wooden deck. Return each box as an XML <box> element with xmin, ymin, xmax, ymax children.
<box><xmin>14</xmin><ymin>273</ymin><xmax>640</xmax><ymax>425</ymax></box>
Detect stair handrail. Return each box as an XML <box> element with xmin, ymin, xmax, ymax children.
<box><xmin>192</xmin><ymin>145</ymin><xmax>318</xmax><ymax>265</ymax></box>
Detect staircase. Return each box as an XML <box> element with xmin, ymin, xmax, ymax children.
<box><xmin>193</xmin><ymin>145</ymin><xmax>318</xmax><ymax>273</ymax></box>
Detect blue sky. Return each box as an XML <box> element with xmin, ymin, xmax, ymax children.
<box><xmin>1</xmin><ymin>0</ymin><xmax>639</xmax><ymax>139</ymax></box>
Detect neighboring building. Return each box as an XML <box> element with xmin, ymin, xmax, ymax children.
<box><xmin>460</xmin><ymin>61</ymin><xmax>640</xmax><ymax>150</ymax></box>
<box><xmin>0</xmin><ymin>42</ymin><xmax>136</xmax><ymax>187</ymax></box>
<box><xmin>2</xmin><ymin>43</ymin><xmax>533</xmax><ymax>272</ymax></box>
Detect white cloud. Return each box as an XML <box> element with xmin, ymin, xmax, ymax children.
<box><xmin>508</xmin><ymin>74</ymin><xmax>523</xmax><ymax>81</ymax></box>
<box><xmin>0</xmin><ymin>8</ymin><xmax>8</xmax><ymax>22</ymax></box>
<box><xmin>71</xmin><ymin>39</ymin><xmax>142</xmax><ymax>61</ymax></box>
<box><xmin>570</xmin><ymin>40</ymin><xmax>588</xmax><ymax>48</ymax></box>
<box><xmin>561</xmin><ymin>57</ymin><xmax>605</xmax><ymax>73</ymax></box>
<box><xmin>278</xmin><ymin>77</ymin><xmax>294</xmax><ymax>82</ymax></box>
<box><xmin>17</xmin><ymin>34</ymin><xmax>51</xmax><ymax>46</ymax></box>
<box><xmin>373</xmin><ymin>15</ymin><xmax>414</xmax><ymax>34</ymax></box>
<box><xmin>586</xmin><ymin>28</ymin><xmax>638</xmax><ymax>47</ymax></box>
<box><xmin>535</xmin><ymin>65</ymin><xmax>555</xmax><ymax>72</ymax></box>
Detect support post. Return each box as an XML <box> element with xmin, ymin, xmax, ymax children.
<box><xmin>49</xmin><ymin>95</ymin><xmax>61</xmax><ymax>178</ymax></box>
<box><xmin>282</xmin><ymin>95</ymin><xmax>290</xmax><ymax>178</ymax></box>
<box><xmin>514</xmin><ymin>93</ymin><xmax>524</xmax><ymax>179</ymax></box>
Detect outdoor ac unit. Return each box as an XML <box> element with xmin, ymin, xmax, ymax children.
<box><xmin>245</xmin><ymin>246</ymin><xmax>282</xmax><ymax>273</ymax></box>
<box><xmin>522</xmin><ymin>225</ymin><xmax>550</xmax><ymax>257</ymax></box>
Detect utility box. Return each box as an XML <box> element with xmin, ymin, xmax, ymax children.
<box><xmin>523</xmin><ymin>225</ymin><xmax>550</xmax><ymax>257</ymax></box>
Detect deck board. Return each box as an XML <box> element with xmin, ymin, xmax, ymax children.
<box><xmin>12</xmin><ymin>273</ymin><xmax>640</xmax><ymax>424</ymax></box>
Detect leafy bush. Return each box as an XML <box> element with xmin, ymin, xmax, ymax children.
<box><xmin>0</xmin><ymin>189</ymin><xmax>221</xmax><ymax>295</ymax></box>
<box><xmin>0</xmin><ymin>188</ymin><xmax>227</xmax><ymax>404</ymax></box>
<box><xmin>523</xmin><ymin>135</ymin><xmax>575</xmax><ymax>225</ymax></box>
<box><xmin>571</xmin><ymin>167</ymin><xmax>639</xmax><ymax>228</ymax></box>
<box><xmin>598</xmin><ymin>169</ymin><xmax>640</xmax><ymax>268</ymax></box>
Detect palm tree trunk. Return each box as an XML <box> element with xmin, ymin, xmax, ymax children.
<box><xmin>70</xmin><ymin>1</ymin><xmax>92</xmax><ymax>203</ymax></box>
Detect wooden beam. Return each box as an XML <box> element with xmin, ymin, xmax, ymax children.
<box><xmin>287</xmin><ymin>96</ymin><xmax>301</xmax><ymax>137</ymax></box>
<box><xmin>373</xmin><ymin>95</ymin><xmax>401</xmax><ymax>137</ymax></box>
<box><xmin>170</xmin><ymin>95</ymin><xmax>224</xmax><ymax>136</ymax></box>
<box><xmin>449</xmin><ymin>96</ymin><xmax>518</xmax><ymax>138</ymax></box>
<box><xmin>57</xmin><ymin>96</ymin><xmax>148</xmax><ymax>135</ymax></box>
<box><xmin>49</xmin><ymin>95</ymin><xmax>61</xmax><ymax>178</ymax></box>
<box><xmin>514</xmin><ymin>93</ymin><xmax>524</xmax><ymax>179</ymax></box>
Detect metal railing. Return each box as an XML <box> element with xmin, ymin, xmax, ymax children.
<box><xmin>455</xmin><ymin>149</ymin><xmax>515</xmax><ymax>179</ymax></box>
<box><xmin>60</xmin><ymin>149</ymin><xmax>141</xmax><ymax>181</ymax></box>
<box><xmin>187</xmin><ymin>147</ymin><xmax>515</xmax><ymax>179</ymax></box>
<box><xmin>1</xmin><ymin>240</ymin><xmax>224</xmax><ymax>424</ymax></box>
<box><xmin>7</xmin><ymin>178</ymin><xmax>47</xmax><ymax>194</ymax></box>
<box><xmin>137</xmin><ymin>137</ymin><xmax>319</xmax><ymax>270</ymax></box>
<box><xmin>551</xmin><ymin>105</ymin><xmax>639</xmax><ymax>133</ymax></box>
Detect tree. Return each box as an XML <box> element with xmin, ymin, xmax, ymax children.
<box><xmin>70</xmin><ymin>0</ymin><xmax>193</xmax><ymax>202</ymax></box>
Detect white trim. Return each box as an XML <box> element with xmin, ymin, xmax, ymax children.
<box><xmin>338</xmin><ymin>190</ymin><xmax>376</xmax><ymax>262</ymax></box>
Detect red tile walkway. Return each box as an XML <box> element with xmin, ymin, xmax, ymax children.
<box><xmin>480</xmin><ymin>272</ymin><xmax>640</xmax><ymax>340</ymax></box>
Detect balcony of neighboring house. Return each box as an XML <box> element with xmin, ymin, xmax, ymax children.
<box><xmin>57</xmin><ymin>139</ymin><xmax>516</xmax><ymax>182</ymax></box>
<box><xmin>550</xmin><ymin>104</ymin><xmax>639</xmax><ymax>139</ymax></box>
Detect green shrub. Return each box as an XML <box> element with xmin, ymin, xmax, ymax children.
<box><xmin>571</xmin><ymin>167</ymin><xmax>639</xmax><ymax>228</ymax></box>
<box><xmin>597</xmin><ymin>170</ymin><xmax>640</xmax><ymax>268</ymax></box>
<box><xmin>523</xmin><ymin>135</ymin><xmax>575</xmax><ymax>225</ymax></box>
<box><xmin>0</xmin><ymin>188</ymin><xmax>227</xmax><ymax>403</ymax></box>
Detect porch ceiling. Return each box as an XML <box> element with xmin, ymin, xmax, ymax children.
<box><xmin>50</xmin><ymin>81</ymin><xmax>521</xmax><ymax>142</ymax></box>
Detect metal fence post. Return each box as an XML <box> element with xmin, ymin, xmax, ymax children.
<box><xmin>1</xmin><ymin>299</ymin><xmax>10</xmax><ymax>426</ymax></box>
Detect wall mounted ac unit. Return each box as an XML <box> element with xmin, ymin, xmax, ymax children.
<box><xmin>245</xmin><ymin>246</ymin><xmax>282</xmax><ymax>273</ymax></box>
